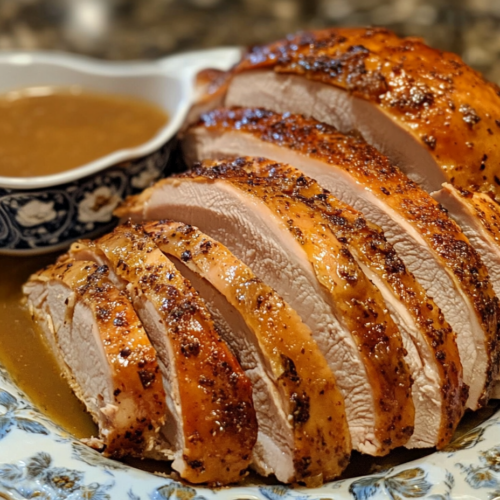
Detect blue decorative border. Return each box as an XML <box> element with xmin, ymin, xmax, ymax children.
<box><xmin>0</xmin><ymin>142</ymin><xmax>172</xmax><ymax>252</ymax></box>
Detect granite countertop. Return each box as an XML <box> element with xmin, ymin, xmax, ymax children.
<box><xmin>0</xmin><ymin>0</ymin><xmax>499</xmax><ymax>82</ymax></box>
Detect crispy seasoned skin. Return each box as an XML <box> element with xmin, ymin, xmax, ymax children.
<box><xmin>187</xmin><ymin>68</ymin><xmax>232</xmax><ymax>126</ymax></box>
<box><xmin>69</xmin><ymin>225</ymin><xmax>257</xmax><ymax>485</ymax></box>
<box><xmin>117</xmin><ymin>158</ymin><xmax>415</xmax><ymax>456</ymax></box>
<box><xmin>183</xmin><ymin>107</ymin><xmax>498</xmax><ymax>411</ymax></box>
<box><xmin>23</xmin><ymin>260</ymin><xmax>167</xmax><ymax>459</ymax></box>
<box><xmin>433</xmin><ymin>184</ymin><xmax>500</xmax><ymax>300</ymax></box>
<box><xmin>144</xmin><ymin>220</ymin><xmax>351</xmax><ymax>483</ymax></box>
<box><xmin>196</xmin><ymin>161</ymin><xmax>465</xmax><ymax>449</ymax></box>
<box><xmin>215</xmin><ymin>27</ymin><xmax>500</xmax><ymax>200</ymax></box>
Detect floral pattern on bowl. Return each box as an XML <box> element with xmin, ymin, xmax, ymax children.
<box><xmin>0</xmin><ymin>143</ymin><xmax>172</xmax><ymax>255</ymax></box>
<box><xmin>1</xmin><ymin>359</ymin><xmax>500</xmax><ymax>499</ymax></box>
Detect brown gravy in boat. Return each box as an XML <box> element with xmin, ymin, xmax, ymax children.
<box><xmin>0</xmin><ymin>87</ymin><xmax>168</xmax><ymax>178</ymax></box>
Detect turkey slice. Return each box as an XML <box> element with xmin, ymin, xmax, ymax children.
<box><xmin>23</xmin><ymin>260</ymin><xmax>168</xmax><ymax>459</ymax></box>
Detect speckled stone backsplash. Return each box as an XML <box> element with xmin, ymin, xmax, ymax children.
<box><xmin>1</xmin><ymin>0</ymin><xmax>500</xmax><ymax>82</ymax></box>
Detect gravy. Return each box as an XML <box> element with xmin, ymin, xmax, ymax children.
<box><xmin>0</xmin><ymin>87</ymin><xmax>168</xmax><ymax>178</ymax></box>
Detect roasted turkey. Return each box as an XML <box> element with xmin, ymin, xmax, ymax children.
<box><xmin>144</xmin><ymin>220</ymin><xmax>351</xmax><ymax>484</ymax></box>
<box><xmin>23</xmin><ymin>260</ymin><xmax>168</xmax><ymax>459</ymax></box>
<box><xmin>67</xmin><ymin>224</ymin><xmax>258</xmax><ymax>485</ymax></box>
<box><xmin>119</xmin><ymin>157</ymin><xmax>417</xmax><ymax>456</ymax></box>
<box><xmin>191</xmin><ymin>27</ymin><xmax>500</xmax><ymax>201</ymax></box>
<box><xmin>23</xmin><ymin>26</ymin><xmax>500</xmax><ymax>487</ymax></box>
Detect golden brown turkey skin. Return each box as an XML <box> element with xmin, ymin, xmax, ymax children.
<box><xmin>433</xmin><ymin>184</ymin><xmax>500</xmax><ymax>318</ymax></box>
<box><xmin>233</xmin><ymin>27</ymin><xmax>500</xmax><ymax>200</ymax></box>
<box><xmin>456</xmin><ymin>188</ymin><xmax>500</xmax><ymax>245</ymax></box>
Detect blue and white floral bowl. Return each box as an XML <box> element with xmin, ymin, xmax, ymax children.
<box><xmin>0</xmin><ymin>48</ymin><xmax>242</xmax><ymax>255</ymax></box>
<box><xmin>0</xmin><ymin>144</ymin><xmax>173</xmax><ymax>254</ymax></box>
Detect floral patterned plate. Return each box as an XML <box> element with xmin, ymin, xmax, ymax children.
<box><xmin>1</xmin><ymin>354</ymin><xmax>500</xmax><ymax>499</ymax></box>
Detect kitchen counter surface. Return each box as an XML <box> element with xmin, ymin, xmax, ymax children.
<box><xmin>0</xmin><ymin>0</ymin><xmax>499</xmax><ymax>82</ymax></box>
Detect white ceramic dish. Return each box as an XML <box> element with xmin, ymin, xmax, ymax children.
<box><xmin>0</xmin><ymin>48</ymin><xmax>241</xmax><ymax>254</ymax></box>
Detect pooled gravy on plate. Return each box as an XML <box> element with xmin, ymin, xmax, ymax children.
<box><xmin>0</xmin><ymin>87</ymin><xmax>168</xmax><ymax>178</ymax></box>
<box><xmin>0</xmin><ymin>254</ymin><xmax>96</xmax><ymax>439</ymax></box>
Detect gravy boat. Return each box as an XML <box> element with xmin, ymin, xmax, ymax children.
<box><xmin>0</xmin><ymin>47</ymin><xmax>241</xmax><ymax>254</ymax></box>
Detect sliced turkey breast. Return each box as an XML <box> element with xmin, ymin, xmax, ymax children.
<box><xmin>179</xmin><ymin>160</ymin><xmax>465</xmax><ymax>448</ymax></box>
<box><xmin>433</xmin><ymin>184</ymin><xmax>500</xmax><ymax>300</ymax></box>
<box><xmin>68</xmin><ymin>224</ymin><xmax>257</xmax><ymax>485</ymax></box>
<box><xmin>117</xmin><ymin>158</ymin><xmax>415</xmax><ymax>456</ymax></box>
<box><xmin>143</xmin><ymin>220</ymin><xmax>351</xmax><ymax>483</ymax></box>
<box><xmin>183</xmin><ymin>107</ymin><xmax>499</xmax><ymax>411</ymax></box>
<box><xmin>23</xmin><ymin>260</ymin><xmax>168</xmax><ymax>459</ymax></box>
<box><xmin>206</xmin><ymin>27</ymin><xmax>500</xmax><ymax>200</ymax></box>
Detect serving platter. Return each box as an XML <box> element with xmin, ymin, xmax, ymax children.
<box><xmin>1</xmin><ymin>48</ymin><xmax>500</xmax><ymax>500</ymax></box>
<box><xmin>2</xmin><ymin>348</ymin><xmax>500</xmax><ymax>500</ymax></box>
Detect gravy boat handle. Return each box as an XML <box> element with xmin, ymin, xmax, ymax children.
<box><xmin>157</xmin><ymin>46</ymin><xmax>243</xmax><ymax>88</ymax></box>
